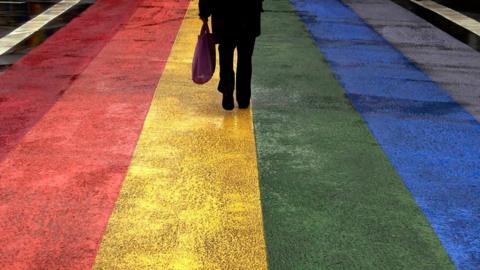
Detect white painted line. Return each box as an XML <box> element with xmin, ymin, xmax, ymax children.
<box><xmin>412</xmin><ymin>0</ymin><xmax>480</xmax><ymax>36</ymax></box>
<box><xmin>0</xmin><ymin>0</ymin><xmax>81</xmax><ymax>55</ymax></box>
<box><xmin>0</xmin><ymin>2</ymin><xmax>26</xmax><ymax>4</ymax></box>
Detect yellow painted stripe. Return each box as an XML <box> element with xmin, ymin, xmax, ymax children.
<box><xmin>93</xmin><ymin>1</ymin><xmax>268</xmax><ymax>269</ymax></box>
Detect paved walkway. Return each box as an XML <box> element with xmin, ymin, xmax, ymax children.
<box><xmin>0</xmin><ymin>0</ymin><xmax>479</xmax><ymax>269</ymax></box>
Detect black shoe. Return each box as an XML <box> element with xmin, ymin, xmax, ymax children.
<box><xmin>238</xmin><ymin>100</ymin><xmax>250</xmax><ymax>109</ymax></box>
<box><xmin>222</xmin><ymin>94</ymin><xmax>234</xmax><ymax>111</ymax></box>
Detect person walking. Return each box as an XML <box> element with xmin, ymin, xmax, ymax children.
<box><xmin>199</xmin><ymin>0</ymin><xmax>263</xmax><ymax>110</ymax></box>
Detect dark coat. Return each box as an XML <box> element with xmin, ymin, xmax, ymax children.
<box><xmin>199</xmin><ymin>0</ymin><xmax>263</xmax><ymax>43</ymax></box>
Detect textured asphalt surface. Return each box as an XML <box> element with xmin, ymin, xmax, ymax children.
<box><xmin>252</xmin><ymin>0</ymin><xmax>455</xmax><ymax>268</ymax></box>
<box><xmin>292</xmin><ymin>0</ymin><xmax>479</xmax><ymax>268</ymax></box>
<box><xmin>0</xmin><ymin>0</ymin><xmax>479</xmax><ymax>269</ymax></box>
<box><xmin>94</xmin><ymin>2</ymin><xmax>267</xmax><ymax>268</ymax></box>
<box><xmin>0</xmin><ymin>0</ymin><xmax>138</xmax><ymax>163</ymax></box>
<box><xmin>345</xmin><ymin>0</ymin><xmax>480</xmax><ymax>121</ymax></box>
<box><xmin>0</xmin><ymin>0</ymin><xmax>189</xmax><ymax>268</ymax></box>
<box><xmin>344</xmin><ymin>1</ymin><xmax>480</xmax><ymax>268</ymax></box>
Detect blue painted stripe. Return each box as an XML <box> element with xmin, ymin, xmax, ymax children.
<box><xmin>291</xmin><ymin>0</ymin><xmax>480</xmax><ymax>269</ymax></box>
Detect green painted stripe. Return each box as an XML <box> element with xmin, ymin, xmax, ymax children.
<box><xmin>251</xmin><ymin>0</ymin><xmax>454</xmax><ymax>269</ymax></box>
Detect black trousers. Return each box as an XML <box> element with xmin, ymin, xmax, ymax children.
<box><xmin>217</xmin><ymin>36</ymin><xmax>256</xmax><ymax>104</ymax></box>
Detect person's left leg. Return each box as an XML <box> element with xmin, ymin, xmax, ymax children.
<box><xmin>236</xmin><ymin>36</ymin><xmax>256</xmax><ymax>108</ymax></box>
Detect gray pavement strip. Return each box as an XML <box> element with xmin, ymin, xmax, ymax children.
<box><xmin>343</xmin><ymin>0</ymin><xmax>480</xmax><ymax>122</ymax></box>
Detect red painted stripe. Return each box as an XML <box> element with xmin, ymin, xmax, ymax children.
<box><xmin>0</xmin><ymin>0</ymin><xmax>140</xmax><ymax>162</ymax></box>
<box><xmin>0</xmin><ymin>0</ymin><xmax>189</xmax><ymax>269</ymax></box>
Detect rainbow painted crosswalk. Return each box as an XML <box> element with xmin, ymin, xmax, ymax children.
<box><xmin>0</xmin><ymin>0</ymin><xmax>479</xmax><ymax>269</ymax></box>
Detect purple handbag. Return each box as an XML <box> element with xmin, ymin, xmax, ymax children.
<box><xmin>192</xmin><ymin>22</ymin><xmax>216</xmax><ymax>84</ymax></box>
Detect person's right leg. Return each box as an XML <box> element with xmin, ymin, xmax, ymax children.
<box><xmin>218</xmin><ymin>39</ymin><xmax>235</xmax><ymax>110</ymax></box>
<box><xmin>236</xmin><ymin>37</ymin><xmax>256</xmax><ymax>108</ymax></box>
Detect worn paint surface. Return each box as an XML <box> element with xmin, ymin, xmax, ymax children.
<box><xmin>0</xmin><ymin>0</ymin><xmax>188</xmax><ymax>268</ymax></box>
<box><xmin>344</xmin><ymin>0</ymin><xmax>480</xmax><ymax>122</ymax></box>
<box><xmin>252</xmin><ymin>0</ymin><xmax>455</xmax><ymax>268</ymax></box>
<box><xmin>291</xmin><ymin>0</ymin><xmax>480</xmax><ymax>268</ymax></box>
<box><xmin>0</xmin><ymin>0</ymin><xmax>139</xmax><ymax>163</ymax></box>
<box><xmin>0</xmin><ymin>0</ymin><xmax>477</xmax><ymax>268</ymax></box>
<box><xmin>93</xmin><ymin>1</ymin><xmax>268</xmax><ymax>269</ymax></box>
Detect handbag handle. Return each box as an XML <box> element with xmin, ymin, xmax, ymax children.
<box><xmin>200</xmin><ymin>21</ymin><xmax>210</xmax><ymax>35</ymax></box>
